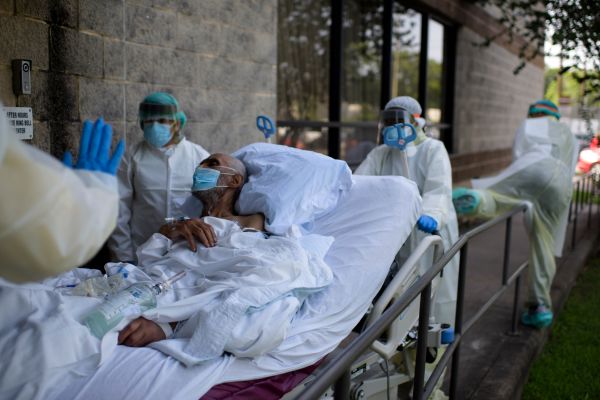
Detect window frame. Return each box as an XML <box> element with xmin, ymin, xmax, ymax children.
<box><xmin>276</xmin><ymin>0</ymin><xmax>458</xmax><ymax>158</ymax></box>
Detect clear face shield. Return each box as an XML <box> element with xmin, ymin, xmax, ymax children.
<box><xmin>378</xmin><ymin>108</ymin><xmax>417</xmax><ymax>150</ymax></box>
<box><xmin>138</xmin><ymin>102</ymin><xmax>178</xmax><ymax>129</ymax></box>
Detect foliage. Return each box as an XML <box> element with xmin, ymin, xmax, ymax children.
<box><xmin>544</xmin><ymin>68</ymin><xmax>600</xmax><ymax>107</ymax></box>
<box><xmin>277</xmin><ymin>0</ymin><xmax>331</xmax><ymax>121</ymax></box>
<box><xmin>544</xmin><ymin>66</ymin><xmax>599</xmax><ymax>136</ymax></box>
<box><xmin>473</xmin><ymin>0</ymin><xmax>600</xmax><ymax>102</ymax></box>
<box><xmin>343</xmin><ymin>0</ymin><xmax>384</xmax><ymax>122</ymax></box>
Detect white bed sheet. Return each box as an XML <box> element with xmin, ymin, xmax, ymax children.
<box><xmin>49</xmin><ymin>175</ymin><xmax>421</xmax><ymax>400</ymax></box>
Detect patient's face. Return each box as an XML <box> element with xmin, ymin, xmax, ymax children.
<box><xmin>193</xmin><ymin>153</ymin><xmax>241</xmax><ymax>205</ymax></box>
<box><xmin>200</xmin><ymin>153</ymin><xmax>231</xmax><ymax>170</ymax></box>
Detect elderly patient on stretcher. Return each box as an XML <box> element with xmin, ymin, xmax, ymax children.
<box><xmin>1</xmin><ymin>151</ymin><xmax>333</xmax><ymax>374</ymax></box>
<box><xmin>118</xmin><ymin>153</ymin><xmax>267</xmax><ymax>348</ymax></box>
<box><xmin>112</xmin><ymin>152</ymin><xmax>333</xmax><ymax>364</ymax></box>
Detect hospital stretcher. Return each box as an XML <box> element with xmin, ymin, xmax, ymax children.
<box><xmin>204</xmin><ymin>235</ymin><xmax>446</xmax><ymax>400</ymax></box>
<box><xmin>42</xmin><ymin>175</ymin><xmax>427</xmax><ymax>400</ymax></box>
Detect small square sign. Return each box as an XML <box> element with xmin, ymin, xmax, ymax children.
<box><xmin>3</xmin><ymin>107</ymin><xmax>33</xmax><ymax>140</ymax></box>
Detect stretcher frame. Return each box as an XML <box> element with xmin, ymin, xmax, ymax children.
<box><xmin>282</xmin><ymin>235</ymin><xmax>445</xmax><ymax>399</ymax></box>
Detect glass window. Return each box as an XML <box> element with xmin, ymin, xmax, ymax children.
<box><xmin>276</xmin><ymin>125</ymin><xmax>329</xmax><ymax>155</ymax></box>
<box><xmin>391</xmin><ymin>6</ymin><xmax>421</xmax><ymax>100</ymax></box>
<box><xmin>426</xmin><ymin>19</ymin><xmax>445</xmax><ymax>139</ymax></box>
<box><xmin>341</xmin><ymin>126</ymin><xmax>378</xmax><ymax>171</ymax></box>
<box><xmin>341</xmin><ymin>0</ymin><xmax>383</xmax><ymax>123</ymax></box>
<box><xmin>277</xmin><ymin>0</ymin><xmax>331</xmax><ymax>121</ymax></box>
<box><xmin>277</xmin><ymin>1</ymin><xmax>455</xmax><ymax>158</ymax></box>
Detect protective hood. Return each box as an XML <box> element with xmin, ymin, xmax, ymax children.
<box><xmin>513</xmin><ymin>117</ymin><xmax>575</xmax><ymax>165</ymax></box>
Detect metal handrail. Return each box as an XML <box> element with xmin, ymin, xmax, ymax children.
<box><xmin>296</xmin><ymin>205</ymin><xmax>528</xmax><ymax>400</ymax></box>
<box><xmin>276</xmin><ymin>119</ymin><xmax>452</xmax><ymax>130</ymax></box>
<box><xmin>570</xmin><ymin>172</ymin><xmax>598</xmax><ymax>249</ymax></box>
<box><xmin>296</xmin><ymin>171</ymin><xmax>598</xmax><ymax>400</ymax></box>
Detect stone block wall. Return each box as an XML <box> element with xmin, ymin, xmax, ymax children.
<box><xmin>453</xmin><ymin>26</ymin><xmax>544</xmax><ymax>154</ymax></box>
<box><xmin>0</xmin><ymin>0</ymin><xmax>277</xmax><ymax>157</ymax></box>
<box><xmin>413</xmin><ymin>0</ymin><xmax>545</xmax><ymax>180</ymax></box>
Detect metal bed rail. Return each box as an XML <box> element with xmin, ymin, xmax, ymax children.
<box><xmin>296</xmin><ymin>204</ymin><xmax>528</xmax><ymax>400</ymax></box>
<box><xmin>296</xmin><ymin>171</ymin><xmax>599</xmax><ymax>400</ymax></box>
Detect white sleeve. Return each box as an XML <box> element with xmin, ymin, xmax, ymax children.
<box><xmin>107</xmin><ymin>150</ymin><xmax>136</xmax><ymax>262</ymax></box>
<box><xmin>420</xmin><ymin>142</ymin><xmax>453</xmax><ymax>229</ymax></box>
<box><xmin>0</xmin><ymin>133</ymin><xmax>119</xmax><ymax>283</ymax></box>
<box><xmin>354</xmin><ymin>146</ymin><xmax>384</xmax><ymax>175</ymax></box>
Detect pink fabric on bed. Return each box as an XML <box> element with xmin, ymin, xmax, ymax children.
<box><xmin>200</xmin><ymin>359</ymin><xmax>323</xmax><ymax>400</ymax></box>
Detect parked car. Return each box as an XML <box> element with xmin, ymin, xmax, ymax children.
<box><xmin>576</xmin><ymin>136</ymin><xmax>600</xmax><ymax>181</ymax></box>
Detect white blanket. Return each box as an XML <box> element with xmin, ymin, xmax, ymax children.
<box><xmin>0</xmin><ymin>217</ymin><xmax>333</xmax><ymax>399</ymax></box>
<box><xmin>136</xmin><ymin>217</ymin><xmax>334</xmax><ymax>364</ymax></box>
<box><xmin>1</xmin><ymin>175</ymin><xmax>421</xmax><ymax>400</ymax></box>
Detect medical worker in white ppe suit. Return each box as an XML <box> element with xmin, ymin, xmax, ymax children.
<box><xmin>108</xmin><ymin>92</ymin><xmax>210</xmax><ymax>263</ymax></box>
<box><xmin>0</xmin><ymin>103</ymin><xmax>124</xmax><ymax>282</ymax></box>
<box><xmin>453</xmin><ymin>100</ymin><xmax>577</xmax><ymax>329</ymax></box>
<box><xmin>356</xmin><ymin>96</ymin><xmax>459</xmax><ymax>327</ymax></box>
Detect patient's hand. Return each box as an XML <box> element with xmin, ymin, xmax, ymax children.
<box><xmin>159</xmin><ymin>218</ymin><xmax>217</xmax><ymax>251</ymax></box>
<box><xmin>118</xmin><ymin>317</ymin><xmax>166</xmax><ymax>347</ymax></box>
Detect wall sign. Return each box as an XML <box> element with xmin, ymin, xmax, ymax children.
<box><xmin>3</xmin><ymin>107</ymin><xmax>33</xmax><ymax>140</ymax></box>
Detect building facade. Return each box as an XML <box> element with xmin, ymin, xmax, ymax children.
<box><xmin>0</xmin><ymin>0</ymin><xmax>277</xmax><ymax>156</ymax></box>
<box><xmin>0</xmin><ymin>0</ymin><xmax>543</xmax><ymax>181</ymax></box>
<box><xmin>277</xmin><ymin>0</ymin><xmax>544</xmax><ymax>180</ymax></box>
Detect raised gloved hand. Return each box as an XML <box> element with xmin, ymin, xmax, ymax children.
<box><xmin>63</xmin><ymin>118</ymin><xmax>125</xmax><ymax>176</ymax></box>
<box><xmin>417</xmin><ymin>215</ymin><xmax>438</xmax><ymax>233</ymax></box>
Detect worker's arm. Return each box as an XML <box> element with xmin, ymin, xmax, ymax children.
<box><xmin>420</xmin><ymin>141</ymin><xmax>454</xmax><ymax>230</ymax></box>
<box><xmin>0</xmin><ymin>118</ymin><xmax>124</xmax><ymax>282</ymax></box>
<box><xmin>354</xmin><ymin>145</ymin><xmax>385</xmax><ymax>176</ymax></box>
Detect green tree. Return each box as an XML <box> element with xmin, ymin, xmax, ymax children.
<box><xmin>544</xmin><ymin>68</ymin><xmax>600</xmax><ymax>107</ymax></box>
<box><xmin>473</xmin><ymin>0</ymin><xmax>599</xmax><ymax>102</ymax></box>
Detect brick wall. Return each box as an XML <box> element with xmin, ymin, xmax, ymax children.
<box><xmin>450</xmin><ymin>148</ymin><xmax>512</xmax><ymax>184</ymax></box>
<box><xmin>408</xmin><ymin>0</ymin><xmax>545</xmax><ymax>180</ymax></box>
<box><xmin>0</xmin><ymin>0</ymin><xmax>277</xmax><ymax>157</ymax></box>
<box><xmin>452</xmin><ymin>26</ymin><xmax>545</xmax><ymax>155</ymax></box>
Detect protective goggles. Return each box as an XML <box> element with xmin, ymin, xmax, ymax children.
<box><xmin>379</xmin><ymin>108</ymin><xmax>413</xmax><ymax>127</ymax></box>
<box><xmin>138</xmin><ymin>102</ymin><xmax>178</xmax><ymax>128</ymax></box>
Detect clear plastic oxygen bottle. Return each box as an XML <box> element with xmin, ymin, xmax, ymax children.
<box><xmin>83</xmin><ymin>271</ymin><xmax>185</xmax><ymax>339</ymax></box>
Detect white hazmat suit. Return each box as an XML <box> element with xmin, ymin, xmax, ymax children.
<box><xmin>0</xmin><ymin>107</ymin><xmax>119</xmax><ymax>282</ymax></box>
<box><xmin>468</xmin><ymin>117</ymin><xmax>578</xmax><ymax>308</ymax></box>
<box><xmin>356</xmin><ymin>130</ymin><xmax>459</xmax><ymax>325</ymax></box>
<box><xmin>108</xmin><ymin>139</ymin><xmax>209</xmax><ymax>262</ymax></box>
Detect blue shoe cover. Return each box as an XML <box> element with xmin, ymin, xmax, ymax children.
<box><xmin>452</xmin><ymin>188</ymin><xmax>480</xmax><ymax>215</ymax></box>
<box><xmin>521</xmin><ymin>305</ymin><xmax>553</xmax><ymax>329</ymax></box>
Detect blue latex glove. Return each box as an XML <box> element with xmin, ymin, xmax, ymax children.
<box><xmin>417</xmin><ymin>215</ymin><xmax>438</xmax><ymax>233</ymax></box>
<box><xmin>63</xmin><ymin>118</ymin><xmax>125</xmax><ymax>175</ymax></box>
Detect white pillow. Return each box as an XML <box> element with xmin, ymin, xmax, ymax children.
<box><xmin>233</xmin><ymin>143</ymin><xmax>353</xmax><ymax>235</ymax></box>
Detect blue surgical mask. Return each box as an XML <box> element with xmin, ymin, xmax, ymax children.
<box><xmin>192</xmin><ymin>167</ymin><xmax>236</xmax><ymax>191</ymax></box>
<box><xmin>144</xmin><ymin>122</ymin><xmax>173</xmax><ymax>148</ymax></box>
